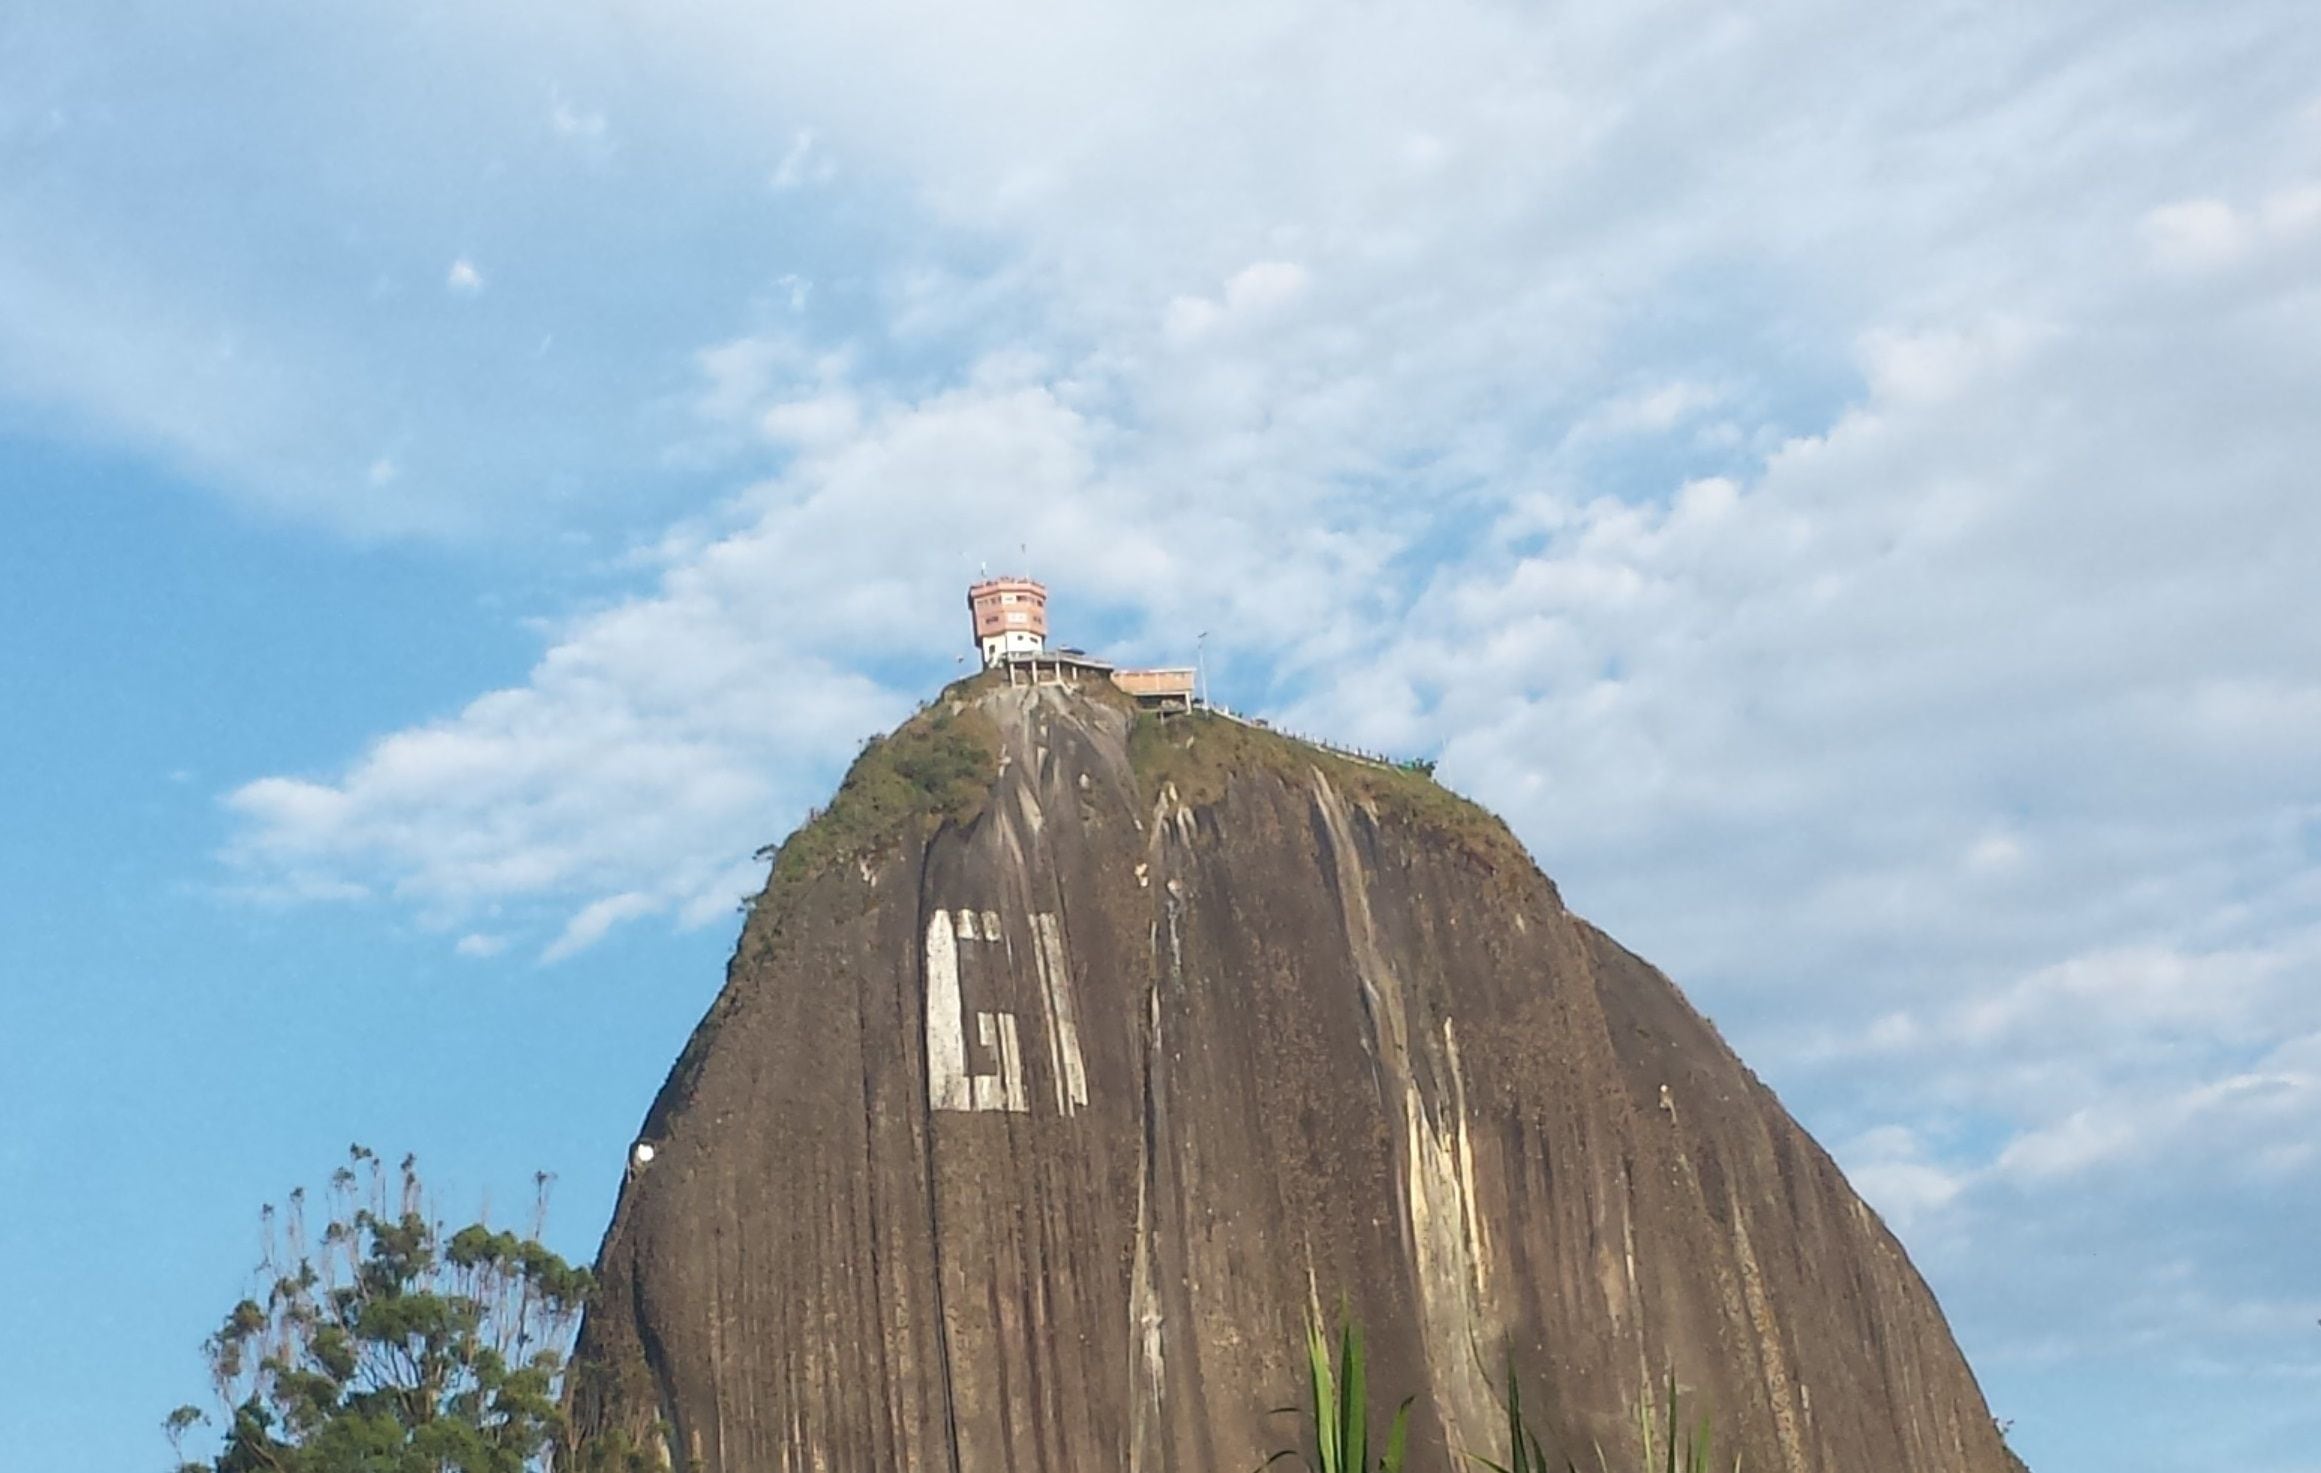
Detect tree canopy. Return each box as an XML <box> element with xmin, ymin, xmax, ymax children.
<box><xmin>168</xmin><ymin>1146</ymin><xmax>606</xmax><ymax>1473</ymax></box>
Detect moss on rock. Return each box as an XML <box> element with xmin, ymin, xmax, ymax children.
<box><xmin>766</xmin><ymin>700</ymin><xmax>1002</xmax><ymax>890</ymax></box>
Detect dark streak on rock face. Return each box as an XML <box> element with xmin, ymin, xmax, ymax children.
<box><xmin>568</xmin><ymin>684</ymin><xmax>2011</xmax><ymax>1473</ymax></box>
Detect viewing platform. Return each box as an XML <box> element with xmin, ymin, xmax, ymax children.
<box><xmin>995</xmin><ymin>649</ymin><xmax>1195</xmax><ymax>713</ymax></box>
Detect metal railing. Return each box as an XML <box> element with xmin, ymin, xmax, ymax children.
<box><xmin>1194</xmin><ymin>700</ymin><xmax>1405</xmax><ymax>772</ymax></box>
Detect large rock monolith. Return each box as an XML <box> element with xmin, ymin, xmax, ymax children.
<box><xmin>569</xmin><ymin>680</ymin><xmax>2011</xmax><ymax>1473</ymax></box>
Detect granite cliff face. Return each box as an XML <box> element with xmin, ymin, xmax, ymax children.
<box><xmin>568</xmin><ymin>679</ymin><xmax>2010</xmax><ymax>1473</ymax></box>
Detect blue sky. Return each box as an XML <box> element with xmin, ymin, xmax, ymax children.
<box><xmin>3</xmin><ymin>2</ymin><xmax>2317</xmax><ymax>1468</ymax></box>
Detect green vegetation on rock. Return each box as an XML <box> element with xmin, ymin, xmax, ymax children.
<box><xmin>1128</xmin><ymin>709</ymin><xmax>1532</xmax><ymax>878</ymax></box>
<box><xmin>760</xmin><ymin>696</ymin><xmax>1001</xmax><ymax>890</ymax></box>
<box><xmin>1277</xmin><ymin>1313</ymin><xmax>1733</xmax><ymax>1473</ymax></box>
<box><xmin>1269</xmin><ymin>1314</ymin><xmax>1413</xmax><ymax>1472</ymax></box>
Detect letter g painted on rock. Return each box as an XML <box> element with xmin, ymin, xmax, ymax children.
<box><xmin>924</xmin><ymin>907</ymin><xmax>1088</xmax><ymax>1115</ymax></box>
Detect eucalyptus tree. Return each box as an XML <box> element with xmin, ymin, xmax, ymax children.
<box><xmin>167</xmin><ymin>1146</ymin><xmax>648</xmax><ymax>1473</ymax></box>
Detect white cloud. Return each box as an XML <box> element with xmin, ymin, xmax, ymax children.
<box><xmin>1163</xmin><ymin>261</ymin><xmax>1310</xmax><ymax>345</ymax></box>
<box><xmin>1996</xmin><ymin>1048</ymin><xmax>2319</xmax><ymax>1182</ymax></box>
<box><xmin>1963</xmin><ymin>832</ymin><xmax>2026</xmax><ymax>877</ymax></box>
<box><xmin>677</xmin><ymin>858</ymin><xmax>767</xmax><ymax>930</ymax></box>
<box><xmin>2143</xmin><ymin>182</ymin><xmax>2321</xmax><ymax>273</ymax></box>
<box><xmin>221</xmin><ymin>369</ymin><xmax>1158</xmax><ymax>955</ymax></box>
<box><xmin>1840</xmin><ymin>1125</ymin><xmax>1968</xmax><ymax>1230</ymax></box>
<box><xmin>1575</xmin><ymin>380</ymin><xmax>1726</xmax><ymax>440</ymax></box>
<box><xmin>550</xmin><ymin>98</ymin><xmax>607</xmax><ymax>141</ymax></box>
<box><xmin>220</xmin><ymin>532</ymin><xmax>907</xmax><ymax>951</ymax></box>
<box><xmin>454</xmin><ymin>932</ymin><xmax>509</xmax><ymax>958</ymax></box>
<box><xmin>445</xmin><ymin>258</ymin><xmax>485</xmax><ymax>294</ymax></box>
<box><xmin>1223</xmin><ymin>260</ymin><xmax>1308</xmax><ymax>314</ymax></box>
<box><xmin>232</xmin><ymin>776</ymin><xmax>353</xmax><ymax>838</ymax></box>
<box><xmin>1957</xmin><ymin>945</ymin><xmax>2287</xmax><ymax>1048</ymax></box>
<box><xmin>694</xmin><ymin>334</ymin><xmax>805</xmax><ymax>425</ymax></box>
<box><xmin>770</xmin><ymin>129</ymin><xmax>835</xmax><ymax>190</ymax></box>
<box><xmin>1161</xmin><ymin>293</ymin><xmax>1223</xmax><ymax>345</ymax></box>
<box><xmin>1858</xmin><ymin>319</ymin><xmax>2048</xmax><ymax>407</ymax></box>
<box><xmin>2261</xmin><ymin>181</ymin><xmax>2321</xmax><ymax>236</ymax></box>
<box><xmin>543</xmin><ymin>892</ymin><xmax>658</xmax><ymax>963</ymax></box>
<box><xmin>758</xmin><ymin>390</ymin><xmax>860</xmax><ymax>447</ymax></box>
<box><xmin>2142</xmin><ymin>198</ymin><xmax>2253</xmax><ymax>272</ymax></box>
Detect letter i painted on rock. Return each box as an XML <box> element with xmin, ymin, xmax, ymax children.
<box><xmin>1032</xmin><ymin>912</ymin><xmax>1090</xmax><ymax>1116</ymax></box>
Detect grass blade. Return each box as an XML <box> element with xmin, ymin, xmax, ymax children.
<box><xmin>1510</xmin><ymin>1365</ymin><xmax>1529</xmax><ymax>1473</ymax></box>
<box><xmin>1383</xmin><ymin>1397</ymin><xmax>1413</xmax><ymax>1473</ymax></box>
<box><xmin>1663</xmin><ymin>1366</ymin><xmax>1678</xmax><ymax>1473</ymax></box>
<box><xmin>1308</xmin><ymin>1319</ymin><xmax>1338</xmax><ymax>1473</ymax></box>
